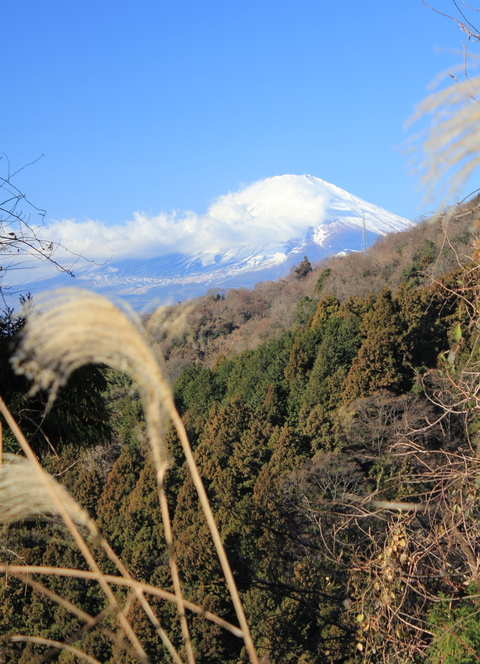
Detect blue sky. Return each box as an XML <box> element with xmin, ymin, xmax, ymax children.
<box><xmin>2</xmin><ymin>0</ymin><xmax>475</xmax><ymax>235</ymax></box>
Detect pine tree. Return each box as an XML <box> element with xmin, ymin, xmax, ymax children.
<box><xmin>294</xmin><ymin>255</ymin><xmax>313</xmax><ymax>280</ymax></box>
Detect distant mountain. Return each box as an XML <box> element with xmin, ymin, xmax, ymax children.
<box><xmin>20</xmin><ymin>175</ymin><xmax>414</xmax><ymax>309</ymax></box>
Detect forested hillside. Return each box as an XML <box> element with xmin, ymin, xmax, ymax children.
<box><xmin>155</xmin><ymin>199</ymin><xmax>477</xmax><ymax>379</ymax></box>
<box><xmin>1</xmin><ymin>197</ymin><xmax>480</xmax><ymax>663</ymax></box>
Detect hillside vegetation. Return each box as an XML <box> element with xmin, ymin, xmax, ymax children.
<box><xmin>1</xmin><ymin>196</ymin><xmax>480</xmax><ymax>663</ymax></box>
<box><xmin>156</xmin><ymin>196</ymin><xmax>479</xmax><ymax>378</ymax></box>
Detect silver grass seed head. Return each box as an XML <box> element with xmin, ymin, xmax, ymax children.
<box><xmin>0</xmin><ymin>453</ymin><xmax>97</xmax><ymax>535</ymax></box>
<box><xmin>12</xmin><ymin>289</ymin><xmax>173</xmax><ymax>469</ymax></box>
<box><xmin>408</xmin><ymin>67</ymin><xmax>480</xmax><ymax>207</ymax></box>
<box><xmin>13</xmin><ymin>289</ymin><xmax>168</xmax><ymax>400</ymax></box>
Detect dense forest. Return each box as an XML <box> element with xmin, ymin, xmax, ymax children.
<box><xmin>1</xmin><ymin>197</ymin><xmax>480</xmax><ymax>664</ymax></box>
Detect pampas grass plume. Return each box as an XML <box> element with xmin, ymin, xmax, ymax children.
<box><xmin>409</xmin><ymin>67</ymin><xmax>480</xmax><ymax>205</ymax></box>
<box><xmin>0</xmin><ymin>453</ymin><xmax>97</xmax><ymax>535</ymax></box>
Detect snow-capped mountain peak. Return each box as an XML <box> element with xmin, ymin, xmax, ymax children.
<box><xmin>13</xmin><ymin>175</ymin><xmax>414</xmax><ymax>309</ymax></box>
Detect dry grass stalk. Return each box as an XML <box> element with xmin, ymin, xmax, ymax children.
<box><xmin>0</xmin><ymin>564</ymin><xmax>244</xmax><ymax>638</ymax></box>
<box><xmin>10</xmin><ymin>635</ymin><xmax>103</xmax><ymax>664</ymax></box>
<box><xmin>12</xmin><ymin>574</ymin><xmax>145</xmax><ymax>662</ymax></box>
<box><xmin>3</xmin><ymin>288</ymin><xmax>258</xmax><ymax>664</ymax></box>
<box><xmin>12</xmin><ymin>289</ymin><xmax>196</xmax><ymax>663</ymax></box>
<box><xmin>0</xmin><ymin>396</ymin><xmax>150</xmax><ymax>664</ymax></box>
<box><xmin>0</xmin><ymin>439</ymin><xmax>181</xmax><ymax>661</ymax></box>
<box><xmin>409</xmin><ymin>68</ymin><xmax>480</xmax><ymax>206</ymax></box>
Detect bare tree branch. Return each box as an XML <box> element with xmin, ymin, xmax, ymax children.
<box><xmin>0</xmin><ymin>154</ymin><xmax>95</xmax><ymax>305</ymax></box>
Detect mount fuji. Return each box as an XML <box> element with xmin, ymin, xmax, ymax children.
<box><xmin>18</xmin><ymin>175</ymin><xmax>414</xmax><ymax>309</ymax></box>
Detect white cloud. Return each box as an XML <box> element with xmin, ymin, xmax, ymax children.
<box><xmin>26</xmin><ymin>175</ymin><xmax>331</xmax><ymax>277</ymax></box>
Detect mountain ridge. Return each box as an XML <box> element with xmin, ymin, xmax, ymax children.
<box><xmin>16</xmin><ymin>174</ymin><xmax>414</xmax><ymax>308</ymax></box>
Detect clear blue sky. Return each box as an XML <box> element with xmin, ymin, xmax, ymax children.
<box><xmin>2</xmin><ymin>0</ymin><xmax>475</xmax><ymax>227</ymax></box>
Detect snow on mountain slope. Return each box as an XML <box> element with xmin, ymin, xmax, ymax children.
<box><xmin>15</xmin><ymin>175</ymin><xmax>414</xmax><ymax>309</ymax></box>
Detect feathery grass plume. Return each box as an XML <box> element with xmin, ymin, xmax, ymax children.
<box><xmin>12</xmin><ymin>289</ymin><xmax>170</xmax><ymax>468</ymax></box>
<box><xmin>144</xmin><ymin>299</ymin><xmax>193</xmax><ymax>346</ymax></box>
<box><xmin>12</xmin><ymin>288</ymin><xmax>194</xmax><ymax>661</ymax></box>
<box><xmin>409</xmin><ymin>66</ymin><xmax>480</xmax><ymax>206</ymax></box>
<box><xmin>0</xmin><ymin>453</ymin><xmax>97</xmax><ymax>534</ymax></box>
<box><xmin>12</xmin><ymin>289</ymin><xmax>173</xmax><ymax>500</ymax></box>
<box><xmin>11</xmin><ymin>288</ymin><xmax>260</xmax><ymax>664</ymax></box>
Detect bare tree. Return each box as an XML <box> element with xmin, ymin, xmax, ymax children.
<box><xmin>421</xmin><ymin>1</ymin><xmax>480</xmax><ymax>58</ymax></box>
<box><xmin>0</xmin><ymin>154</ymin><xmax>80</xmax><ymax>304</ymax></box>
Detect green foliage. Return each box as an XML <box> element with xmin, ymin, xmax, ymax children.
<box><xmin>400</xmin><ymin>240</ymin><xmax>437</xmax><ymax>287</ymax></box>
<box><xmin>174</xmin><ymin>363</ymin><xmax>223</xmax><ymax>412</ymax></box>
<box><xmin>396</xmin><ymin>283</ymin><xmax>449</xmax><ymax>371</ymax></box>
<box><xmin>314</xmin><ymin>267</ymin><xmax>331</xmax><ymax>293</ymax></box>
<box><xmin>401</xmin><ymin>261</ymin><xmax>421</xmax><ymax>286</ymax></box>
<box><xmin>222</xmin><ymin>333</ymin><xmax>293</xmax><ymax>411</ymax></box>
<box><xmin>3</xmin><ymin>215</ymin><xmax>479</xmax><ymax>664</ymax></box>
<box><xmin>419</xmin><ymin>238</ymin><xmax>437</xmax><ymax>266</ymax></box>
<box><xmin>302</xmin><ymin>309</ymin><xmax>361</xmax><ymax>410</ymax></box>
<box><xmin>343</xmin><ymin>289</ymin><xmax>411</xmax><ymax>401</ymax></box>
<box><xmin>428</xmin><ymin>594</ymin><xmax>480</xmax><ymax>664</ymax></box>
<box><xmin>293</xmin><ymin>296</ymin><xmax>318</xmax><ymax>326</ymax></box>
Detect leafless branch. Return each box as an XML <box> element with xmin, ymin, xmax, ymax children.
<box><xmin>0</xmin><ymin>155</ymin><xmax>101</xmax><ymax>305</ymax></box>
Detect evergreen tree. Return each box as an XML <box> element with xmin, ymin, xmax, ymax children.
<box><xmin>294</xmin><ymin>255</ymin><xmax>313</xmax><ymax>280</ymax></box>
<box><xmin>343</xmin><ymin>288</ymin><xmax>409</xmax><ymax>402</ymax></box>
